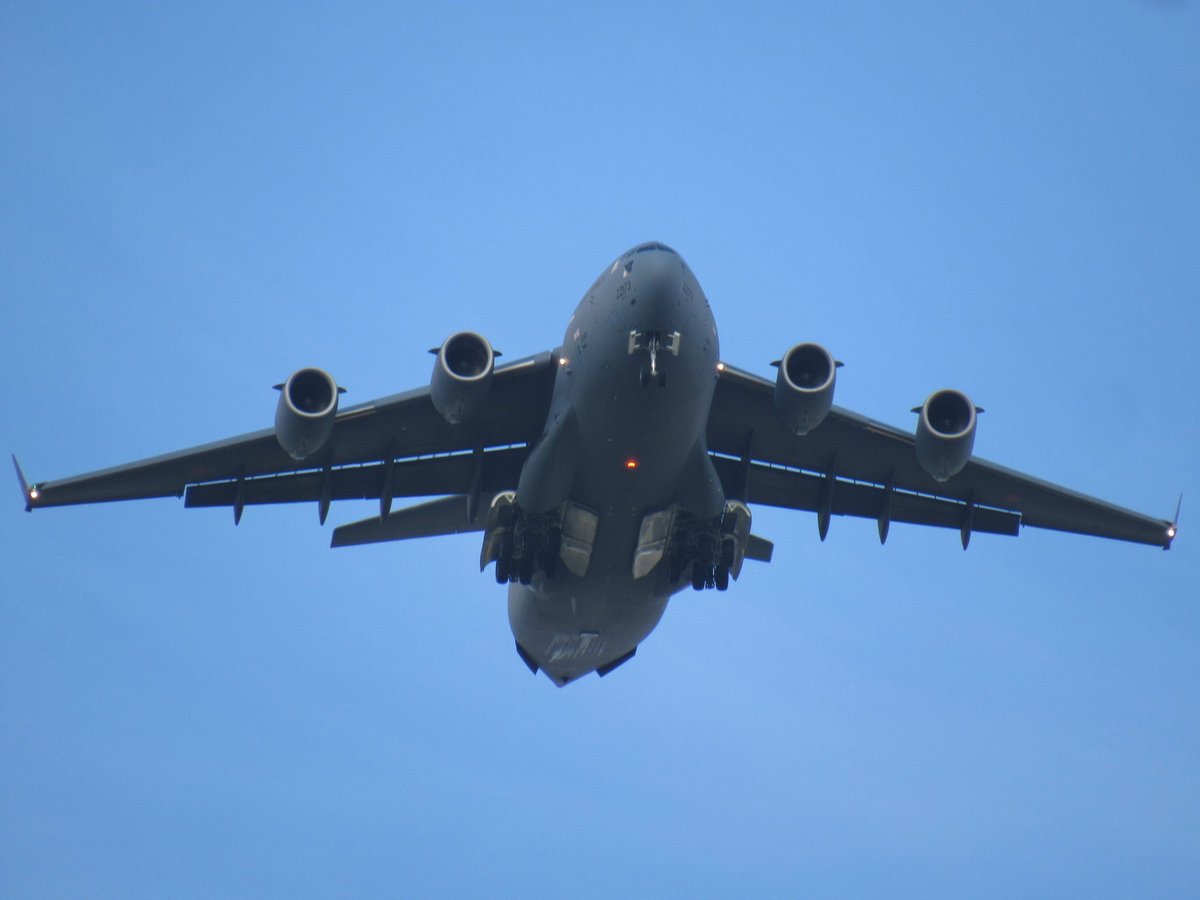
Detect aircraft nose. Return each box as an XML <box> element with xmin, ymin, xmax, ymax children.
<box><xmin>630</xmin><ymin>249</ymin><xmax>684</xmax><ymax>319</ymax></box>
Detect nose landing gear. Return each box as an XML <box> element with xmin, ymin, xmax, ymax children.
<box><xmin>639</xmin><ymin>365</ymin><xmax>668</xmax><ymax>388</ymax></box>
<box><xmin>629</xmin><ymin>330</ymin><xmax>680</xmax><ymax>387</ymax></box>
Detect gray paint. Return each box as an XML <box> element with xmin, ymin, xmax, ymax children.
<box><xmin>507</xmin><ymin>243</ymin><xmax>721</xmax><ymax>684</ymax></box>
<box><xmin>15</xmin><ymin>243</ymin><xmax>1177</xmax><ymax>687</ymax></box>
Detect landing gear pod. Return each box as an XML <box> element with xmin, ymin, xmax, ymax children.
<box><xmin>275</xmin><ymin>367</ymin><xmax>341</xmax><ymax>461</ymax></box>
<box><xmin>774</xmin><ymin>342</ymin><xmax>837</xmax><ymax>435</ymax></box>
<box><xmin>431</xmin><ymin>331</ymin><xmax>494</xmax><ymax>424</ymax></box>
<box><xmin>914</xmin><ymin>389</ymin><xmax>979</xmax><ymax>481</ymax></box>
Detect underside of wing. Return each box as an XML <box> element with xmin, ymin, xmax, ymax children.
<box><xmin>707</xmin><ymin>363</ymin><xmax>1175</xmax><ymax>549</ymax></box>
<box><xmin>19</xmin><ymin>352</ymin><xmax>558</xmax><ymax>521</ymax></box>
<box><xmin>182</xmin><ymin>448</ymin><xmax>524</xmax><ymax>511</ymax></box>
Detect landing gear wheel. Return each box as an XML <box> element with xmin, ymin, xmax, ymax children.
<box><xmin>657</xmin><ymin>371</ymin><xmax>667</xmax><ymax>387</ymax></box>
<box><xmin>639</xmin><ymin>365</ymin><xmax>650</xmax><ymax>387</ymax></box>
<box><xmin>495</xmin><ymin>534</ymin><xmax>513</xmax><ymax>584</ymax></box>
<box><xmin>714</xmin><ymin>564</ymin><xmax>730</xmax><ymax>591</ymax></box>
<box><xmin>518</xmin><ymin>556</ymin><xmax>534</xmax><ymax>585</ymax></box>
<box><xmin>691</xmin><ymin>561</ymin><xmax>706</xmax><ymax>591</ymax></box>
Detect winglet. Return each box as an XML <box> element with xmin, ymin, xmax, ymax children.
<box><xmin>1165</xmin><ymin>494</ymin><xmax>1182</xmax><ymax>550</ymax></box>
<box><xmin>12</xmin><ymin>454</ymin><xmax>36</xmax><ymax>512</ymax></box>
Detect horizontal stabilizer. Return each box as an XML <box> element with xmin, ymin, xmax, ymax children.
<box><xmin>514</xmin><ymin>641</ymin><xmax>539</xmax><ymax>675</ymax></box>
<box><xmin>745</xmin><ymin>534</ymin><xmax>774</xmax><ymax>562</ymax></box>
<box><xmin>331</xmin><ymin>494</ymin><xmax>496</xmax><ymax>548</ymax></box>
<box><xmin>596</xmin><ymin>646</ymin><xmax>637</xmax><ymax>677</ymax></box>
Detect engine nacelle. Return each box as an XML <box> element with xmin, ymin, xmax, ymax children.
<box><xmin>275</xmin><ymin>367</ymin><xmax>340</xmax><ymax>461</ymax></box>
<box><xmin>774</xmin><ymin>342</ymin><xmax>837</xmax><ymax>435</ymax></box>
<box><xmin>914</xmin><ymin>389</ymin><xmax>978</xmax><ymax>481</ymax></box>
<box><xmin>431</xmin><ymin>331</ymin><xmax>494</xmax><ymax>424</ymax></box>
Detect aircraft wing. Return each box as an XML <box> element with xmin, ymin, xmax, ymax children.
<box><xmin>707</xmin><ymin>363</ymin><xmax>1176</xmax><ymax>549</ymax></box>
<box><xmin>17</xmin><ymin>352</ymin><xmax>557</xmax><ymax>518</ymax></box>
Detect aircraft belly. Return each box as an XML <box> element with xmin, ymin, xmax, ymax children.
<box><xmin>505</xmin><ymin>430</ymin><xmax>715</xmax><ymax>684</ymax></box>
<box><xmin>505</xmin><ymin>243</ymin><xmax>721</xmax><ymax>684</ymax></box>
<box><xmin>507</xmin><ymin>572</ymin><xmax>668</xmax><ymax>685</ymax></box>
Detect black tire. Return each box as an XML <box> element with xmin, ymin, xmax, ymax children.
<box><xmin>691</xmin><ymin>561</ymin><xmax>706</xmax><ymax>591</ymax></box>
<box><xmin>495</xmin><ymin>557</ymin><xmax>510</xmax><ymax>584</ymax></box>
<box><xmin>518</xmin><ymin>556</ymin><xmax>534</xmax><ymax>585</ymax></box>
<box><xmin>715</xmin><ymin>564</ymin><xmax>729</xmax><ymax>591</ymax></box>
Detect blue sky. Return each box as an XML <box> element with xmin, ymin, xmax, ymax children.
<box><xmin>3</xmin><ymin>3</ymin><xmax>1198</xmax><ymax>897</ymax></box>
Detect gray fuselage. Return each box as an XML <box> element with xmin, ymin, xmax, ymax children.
<box><xmin>507</xmin><ymin>243</ymin><xmax>722</xmax><ymax>685</ymax></box>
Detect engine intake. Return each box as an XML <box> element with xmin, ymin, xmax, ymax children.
<box><xmin>431</xmin><ymin>331</ymin><xmax>494</xmax><ymax>424</ymax></box>
<box><xmin>774</xmin><ymin>342</ymin><xmax>837</xmax><ymax>435</ymax></box>
<box><xmin>914</xmin><ymin>389</ymin><xmax>978</xmax><ymax>481</ymax></box>
<box><xmin>275</xmin><ymin>367</ymin><xmax>340</xmax><ymax>460</ymax></box>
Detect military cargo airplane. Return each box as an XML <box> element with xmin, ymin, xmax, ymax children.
<box><xmin>14</xmin><ymin>242</ymin><xmax>1178</xmax><ymax>685</ymax></box>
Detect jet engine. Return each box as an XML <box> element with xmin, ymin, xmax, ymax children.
<box><xmin>914</xmin><ymin>389</ymin><xmax>979</xmax><ymax>481</ymax></box>
<box><xmin>431</xmin><ymin>331</ymin><xmax>494</xmax><ymax>424</ymax></box>
<box><xmin>275</xmin><ymin>367</ymin><xmax>341</xmax><ymax>461</ymax></box>
<box><xmin>774</xmin><ymin>342</ymin><xmax>837</xmax><ymax>435</ymax></box>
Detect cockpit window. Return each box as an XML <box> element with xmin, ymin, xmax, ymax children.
<box><xmin>632</xmin><ymin>241</ymin><xmax>678</xmax><ymax>255</ymax></box>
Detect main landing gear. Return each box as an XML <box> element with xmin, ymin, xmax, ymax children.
<box><xmin>688</xmin><ymin>544</ymin><xmax>733</xmax><ymax>591</ymax></box>
<box><xmin>492</xmin><ymin>507</ymin><xmax>561</xmax><ymax>586</ymax></box>
<box><xmin>666</xmin><ymin>508</ymin><xmax>744</xmax><ymax>593</ymax></box>
<box><xmin>483</xmin><ymin>493</ymin><xmax>599</xmax><ymax>586</ymax></box>
<box><xmin>682</xmin><ymin>542</ymin><xmax>733</xmax><ymax>592</ymax></box>
<box><xmin>638</xmin><ymin>365</ymin><xmax>667</xmax><ymax>388</ymax></box>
